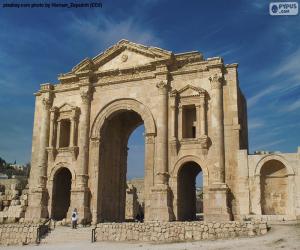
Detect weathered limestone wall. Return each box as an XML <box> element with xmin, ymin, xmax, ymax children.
<box><xmin>0</xmin><ymin>184</ymin><xmax>28</xmax><ymax>223</ymax></box>
<box><xmin>95</xmin><ymin>221</ymin><xmax>267</xmax><ymax>242</ymax></box>
<box><xmin>0</xmin><ymin>223</ymin><xmax>38</xmax><ymax>246</ymax></box>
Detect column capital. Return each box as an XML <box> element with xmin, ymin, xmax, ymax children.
<box><xmin>90</xmin><ymin>136</ymin><xmax>101</xmax><ymax>147</ymax></box>
<box><xmin>50</xmin><ymin>106</ymin><xmax>58</xmax><ymax>113</ymax></box>
<box><xmin>209</xmin><ymin>73</ymin><xmax>223</xmax><ymax>89</ymax></box>
<box><xmin>71</xmin><ymin>107</ymin><xmax>80</xmax><ymax>120</ymax></box>
<box><xmin>80</xmin><ymin>86</ymin><xmax>92</xmax><ymax>104</ymax></box>
<box><xmin>144</xmin><ymin>133</ymin><xmax>155</xmax><ymax>144</ymax></box>
<box><xmin>156</xmin><ymin>80</ymin><xmax>170</xmax><ymax>94</ymax></box>
<box><xmin>42</xmin><ymin>96</ymin><xmax>53</xmax><ymax>110</ymax></box>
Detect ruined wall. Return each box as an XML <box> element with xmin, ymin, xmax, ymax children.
<box><xmin>0</xmin><ymin>223</ymin><xmax>39</xmax><ymax>246</ymax></box>
<box><xmin>95</xmin><ymin>221</ymin><xmax>267</xmax><ymax>242</ymax></box>
<box><xmin>0</xmin><ymin>183</ymin><xmax>28</xmax><ymax>223</ymax></box>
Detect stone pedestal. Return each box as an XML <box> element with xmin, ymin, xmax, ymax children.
<box><xmin>25</xmin><ymin>188</ymin><xmax>49</xmax><ymax>221</ymax></box>
<box><xmin>148</xmin><ymin>184</ymin><xmax>174</xmax><ymax>221</ymax></box>
<box><xmin>70</xmin><ymin>187</ymin><xmax>91</xmax><ymax>224</ymax></box>
<box><xmin>205</xmin><ymin>183</ymin><xmax>231</xmax><ymax>221</ymax></box>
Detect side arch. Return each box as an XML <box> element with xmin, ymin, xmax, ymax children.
<box><xmin>251</xmin><ymin>154</ymin><xmax>296</xmax><ymax>217</ymax></box>
<box><xmin>254</xmin><ymin>154</ymin><xmax>294</xmax><ymax>177</ymax></box>
<box><xmin>49</xmin><ymin>162</ymin><xmax>76</xmax><ymax>182</ymax></box>
<box><xmin>171</xmin><ymin>155</ymin><xmax>209</xmax><ymax>186</ymax></box>
<box><xmin>170</xmin><ymin>155</ymin><xmax>209</xmax><ymax>220</ymax></box>
<box><xmin>90</xmin><ymin>98</ymin><xmax>156</xmax><ymax>139</ymax></box>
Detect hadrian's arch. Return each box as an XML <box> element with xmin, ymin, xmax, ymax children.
<box><xmin>26</xmin><ymin>40</ymin><xmax>300</xmax><ymax>224</ymax></box>
<box><xmin>89</xmin><ymin>98</ymin><xmax>156</xmax><ymax>222</ymax></box>
<box><xmin>252</xmin><ymin>155</ymin><xmax>295</xmax><ymax>216</ymax></box>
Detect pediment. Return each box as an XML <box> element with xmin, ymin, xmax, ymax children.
<box><xmin>58</xmin><ymin>103</ymin><xmax>76</xmax><ymax>112</ymax></box>
<box><xmin>172</xmin><ymin>85</ymin><xmax>206</xmax><ymax>98</ymax></box>
<box><xmin>71</xmin><ymin>40</ymin><xmax>172</xmax><ymax>73</ymax></box>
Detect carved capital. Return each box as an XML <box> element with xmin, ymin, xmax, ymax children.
<box><xmin>91</xmin><ymin>137</ymin><xmax>101</xmax><ymax>147</ymax></box>
<box><xmin>156</xmin><ymin>80</ymin><xmax>169</xmax><ymax>94</ymax></box>
<box><xmin>80</xmin><ymin>87</ymin><xmax>92</xmax><ymax>104</ymax></box>
<box><xmin>42</xmin><ymin>97</ymin><xmax>53</xmax><ymax>110</ymax></box>
<box><xmin>145</xmin><ymin>133</ymin><xmax>155</xmax><ymax>144</ymax></box>
<box><xmin>209</xmin><ymin>73</ymin><xmax>223</xmax><ymax>89</ymax></box>
<box><xmin>71</xmin><ymin>107</ymin><xmax>80</xmax><ymax>120</ymax></box>
<box><xmin>156</xmin><ymin>172</ymin><xmax>169</xmax><ymax>185</ymax></box>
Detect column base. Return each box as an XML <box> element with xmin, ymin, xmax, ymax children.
<box><xmin>205</xmin><ymin>183</ymin><xmax>232</xmax><ymax>221</ymax></box>
<box><xmin>70</xmin><ymin>187</ymin><xmax>91</xmax><ymax>224</ymax></box>
<box><xmin>25</xmin><ymin>188</ymin><xmax>49</xmax><ymax>222</ymax></box>
<box><xmin>146</xmin><ymin>184</ymin><xmax>174</xmax><ymax>222</ymax></box>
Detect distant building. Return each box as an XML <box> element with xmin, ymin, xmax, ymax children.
<box><xmin>0</xmin><ymin>173</ymin><xmax>8</xmax><ymax>179</ymax></box>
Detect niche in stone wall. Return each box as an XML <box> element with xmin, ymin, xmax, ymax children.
<box><xmin>59</xmin><ymin>119</ymin><xmax>71</xmax><ymax>148</ymax></box>
<box><xmin>260</xmin><ymin>160</ymin><xmax>288</xmax><ymax>215</ymax></box>
<box><xmin>47</xmin><ymin>103</ymin><xmax>80</xmax><ymax>161</ymax></box>
<box><xmin>182</xmin><ymin>105</ymin><xmax>196</xmax><ymax>139</ymax></box>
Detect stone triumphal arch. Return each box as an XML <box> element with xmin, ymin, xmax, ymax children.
<box><xmin>26</xmin><ymin>40</ymin><xmax>300</xmax><ymax>223</ymax></box>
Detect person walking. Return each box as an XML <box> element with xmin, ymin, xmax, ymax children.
<box><xmin>71</xmin><ymin>208</ymin><xmax>78</xmax><ymax>229</ymax></box>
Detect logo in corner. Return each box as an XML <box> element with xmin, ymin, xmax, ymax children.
<box><xmin>269</xmin><ymin>2</ymin><xmax>298</xmax><ymax>15</ymax></box>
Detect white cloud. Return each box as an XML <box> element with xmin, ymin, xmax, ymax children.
<box><xmin>248</xmin><ymin>118</ymin><xmax>265</xmax><ymax>130</ymax></box>
<box><xmin>247</xmin><ymin>85</ymin><xmax>281</xmax><ymax>108</ymax></box>
<box><xmin>67</xmin><ymin>14</ymin><xmax>163</xmax><ymax>53</ymax></box>
<box><xmin>281</xmin><ymin>99</ymin><xmax>300</xmax><ymax>112</ymax></box>
<box><xmin>273</xmin><ymin>48</ymin><xmax>300</xmax><ymax>81</ymax></box>
<box><xmin>253</xmin><ymin>139</ymin><xmax>285</xmax><ymax>151</ymax></box>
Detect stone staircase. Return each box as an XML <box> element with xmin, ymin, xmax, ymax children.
<box><xmin>41</xmin><ymin>225</ymin><xmax>92</xmax><ymax>244</ymax></box>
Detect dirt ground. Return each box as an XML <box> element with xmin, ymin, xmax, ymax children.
<box><xmin>2</xmin><ymin>222</ymin><xmax>300</xmax><ymax>250</ymax></box>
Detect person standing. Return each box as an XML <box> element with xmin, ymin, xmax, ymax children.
<box><xmin>71</xmin><ymin>208</ymin><xmax>78</xmax><ymax>229</ymax></box>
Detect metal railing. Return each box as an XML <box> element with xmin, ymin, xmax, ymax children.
<box><xmin>91</xmin><ymin>228</ymin><xmax>96</xmax><ymax>243</ymax></box>
<box><xmin>36</xmin><ymin>218</ymin><xmax>53</xmax><ymax>244</ymax></box>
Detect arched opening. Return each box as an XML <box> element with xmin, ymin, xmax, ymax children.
<box><xmin>260</xmin><ymin>160</ymin><xmax>288</xmax><ymax>215</ymax></box>
<box><xmin>51</xmin><ymin>167</ymin><xmax>72</xmax><ymax>220</ymax></box>
<box><xmin>99</xmin><ymin>110</ymin><xmax>144</xmax><ymax>222</ymax></box>
<box><xmin>125</xmin><ymin>125</ymin><xmax>145</xmax><ymax>222</ymax></box>
<box><xmin>177</xmin><ymin>161</ymin><xmax>203</xmax><ymax>221</ymax></box>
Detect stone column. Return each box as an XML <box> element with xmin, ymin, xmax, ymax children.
<box><xmin>38</xmin><ymin>96</ymin><xmax>52</xmax><ymax>188</ymax></box>
<box><xmin>199</xmin><ymin>94</ymin><xmax>206</xmax><ymax>136</ymax></box>
<box><xmin>209</xmin><ymin>74</ymin><xmax>225</xmax><ymax>183</ymax></box>
<box><xmin>47</xmin><ymin>107</ymin><xmax>58</xmax><ymax>164</ymax></box>
<box><xmin>90</xmin><ymin>137</ymin><xmax>100</xmax><ymax>225</ymax></box>
<box><xmin>148</xmin><ymin>80</ymin><xmax>174</xmax><ymax>222</ymax></box>
<box><xmin>196</xmin><ymin>104</ymin><xmax>201</xmax><ymax>139</ymax></box>
<box><xmin>71</xmin><ymin>78</ymin><xmax>93</xmax><ymax>223</ymax></box>
<box><xmin>26</xmin><ymin>84</ymin><xmax>53</xmax><ymax>221</ymax></box>
<box><xmin>144</xmin><ymin>133</ymin><xmax>155</xmax><ymax>221</ymax></box>
<box><xmin>48</xmin><ymin>108</ymin><xmax>56</xmax><ymax>148</ymax></box>
<box><xmin>70</xmin><ymin>119</ymin><xmax>75</xmax><ymax>147</ymax></box>
<box><xmin>178</xmin><ymin>104</ymin><xmax>183</xmax><ymax>140</ymax></box>
<box><xmin>155</xmin><ymin>80</ymin><xmax>169</xmax><ymax>185</ymax></box>
<box><xmin>70</xmin><ymin>107</ymin><xmax>79</xmax><ymax>148</ymax></box>
<box><xmin>205</xmin><ymin>73</ymin><xmax>231</xmax><ymax>221</ymax></box>
<box><xmin>56</xmin><ymin>121</ymin><xmax>61</xmax><ymax>148</ymax></box>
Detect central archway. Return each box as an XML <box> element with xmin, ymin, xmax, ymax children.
<box><xmin>90</xmin><ymin>99</ymin><xmax>157</xmax><ymax>223</ymax></box>
<box><xmin>100</xmin><ymin>110</ymin><xmax>143</xmax><ymax>222</ymax></box>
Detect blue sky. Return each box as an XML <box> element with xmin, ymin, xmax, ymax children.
<box><xmin>0</xmin><ymin>0</ymin><xmax>299</xmax><ymax>180</ymax></box>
